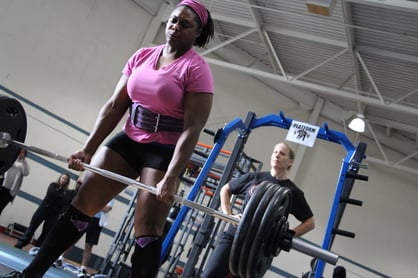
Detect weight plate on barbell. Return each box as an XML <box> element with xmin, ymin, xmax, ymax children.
<box><xmin>267</xmin><ymin>187</ymin><xmax>291</xmax><ymax>257</ymax></box>
<box><xmin>239</xmin><ymin>183</ymin><xmax>282</xmax><ymax>278</ymax></box>
<box><xmin>229</xmin><ymin>181</ymin><xmax>290</xmax><ymax>277</ymax></box>
<box><xmin>253</xmin><ymin>187</ymin><xmax>292</xmax><ymax>257</ymax></box>
<box><xmin>229</xmin><ymin>181</ymin><xmax>273</xmax><ymax>276</ymax></box>
<box><xmin>0</xmin><ymin>95</ymin><xmax>27</xmax><ymax>175</ymax></box>
<box><xmin>240</xmin><ymin>185</ymin><xmax>291</xmax><ymax>277</ymax></box>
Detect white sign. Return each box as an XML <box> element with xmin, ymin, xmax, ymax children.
<box><xmin>286</xmin><ymin>120</ymin><xmax>319</xmax><ymax>147</ymax></box>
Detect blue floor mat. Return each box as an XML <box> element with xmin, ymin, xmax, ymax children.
<box><xmin>0</xmin><ymin>243</ymin><xmax>76</xmax><ymax>277</ymax></box>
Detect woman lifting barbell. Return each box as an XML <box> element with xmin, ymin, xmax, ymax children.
<box><xmin>0</xmin><ymin>1</ymin><xmax>215</xmax><ymax>277</ymax></box>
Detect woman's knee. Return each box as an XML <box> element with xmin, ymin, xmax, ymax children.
<box><xmin>134</xmin><ymin>194</ymin><xmax>171</xmax><ymax>235</ymax></box>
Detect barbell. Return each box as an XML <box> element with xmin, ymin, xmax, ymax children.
<box><xmin>0</xmin><ymin>95</ymin><xmax>338</xmax><ymax>277</ymax></box>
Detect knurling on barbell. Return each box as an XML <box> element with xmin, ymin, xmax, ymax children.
<box><xmin>0</xmin><ymin>95</ymin><xmax>339</xmax><ymax>277</ymax></box>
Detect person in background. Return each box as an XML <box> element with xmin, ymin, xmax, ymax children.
<box><xmin>333</xmin><ymin>266</ymin><xmax>346</xmax><ymax>278</ymax></box>
<box><xmin>1</xmin><ymin>1</ymin><xmax>215</xmax><ymax>277</ymax></box>
<box><xmin>201</xmin><ymin>142</ymin><xmax>315</xmax><ymax>278</ymax></box>
<box><xmin>14</xmin><ymin>173</ymin><xmax>72</xmax><ymax>250</ymax></box>
<box><xmin>77</xmin><ymin>199</ymin><xmax>114</xmax><ymax>277</ymax></box>
<box><xmin>0</xmin><ymin>148</ymin><xmax>30</xmax><ymax>215</ymax></box>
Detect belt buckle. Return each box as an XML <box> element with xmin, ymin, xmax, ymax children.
<box><xmin>153</xmin><ymin>113</ymin><xmax>160</xmax><ymax>132</ymax></box>
<box><xmin>130</xmin><ymin>103</ymin><xmax>139</xmax><ymax>126</ymax></box>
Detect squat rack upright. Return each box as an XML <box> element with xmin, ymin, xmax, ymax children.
<box><xmin>179</xmin><ymin>111</ymin><xmax>367</xmax><ymax>278</ymax></box>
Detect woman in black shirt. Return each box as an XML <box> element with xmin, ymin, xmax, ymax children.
<box><xmin>14</xmin><ymin>173</ymin><xmax>73</xmax><ymax>249</ymax></box>
<box><xmin>202</xmin><ymin>142</ymin><xmax>315</xmax><ymax>277</ymax></box>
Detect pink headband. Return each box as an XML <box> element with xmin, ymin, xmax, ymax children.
<box><xmin>176</xmin><ymin>0</ymin><xmax>209</xmax><ymax>27</ymax></box>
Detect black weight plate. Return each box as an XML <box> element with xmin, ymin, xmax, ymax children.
<box><xmin>0</xmin><ymin>95</ymin><xmax>27</xmax><ymax>175</ymax></box>
<box><xmin>229</xmin><ymin>181</ymin><xmax>274</xmax><ymax>276</ymax></box>
<box><xmin>240</xmin><ymin>184</ymin><xmax>281</xmax><ymax>278</ymax></box>
<box><xmin>268</xmin><ymin>187</ymin><xmax>291</xmax><ymax>257</ymax></box>
<box><xmin>246</xmin><ymin>187</ymin><xmax>292</xmax><ymax>277</ymax></box>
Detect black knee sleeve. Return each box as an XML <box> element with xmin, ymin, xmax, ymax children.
<box><xmin>23</xmin><ymin>205</ymin><xmax>91</xmax><ymax>277</ymax></box>
<box><xmin>130</xmin><ymin>236</ymin><xmax>162</xmax><ymax>278</ymax></box>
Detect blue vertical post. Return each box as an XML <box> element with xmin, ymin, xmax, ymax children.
<box><xmin>314</xmin><ymin>149</ymin><xmax>356</xmax><ymax>278</ymax></box>
<box><xmin>161</xmin><ymin>118</ymin><xmax>246</xmax><ymax>262</ymax></box>
<box><xmin>161</xmin><ymin>110</ymin><xmax>361</xmax><ymax>278</ymax></box>
<box><xmin>181</xmin><ymin>113</ymin><xmax>254</xmax><ymax>277</ymax></box>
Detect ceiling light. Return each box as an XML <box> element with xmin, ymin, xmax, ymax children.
<box><xmin>348</xmin><ymin>114</ymin><xmax>365</xmax><ymax>133</ymax></box>
<box><xmin>306</xmin><ymin>0</ymin><xmax>337</xmax><ymax>16</ymax></box>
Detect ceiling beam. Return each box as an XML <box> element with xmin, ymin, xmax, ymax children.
<box><xmin>203</xmin><ymin>57</ymin><xmax>418</xmax><ymax>117</ymax></box>
<box><xmin>246</xmin><ymin>0</ymin><xmax>284</xmax><ymax>75</ymax></box>
<box><xmin>366</xmin><ymin>156</ymin><xmax>418</xmax><ymax>176</ymax></box>
<box><xmin>345</xmin><ymin>0</ymin><xmax>418</xmax><ymax>12</ymax></box>
<box><xmin>201</xmin><ymin>28</ymin><xmax>257</xmax><ymax>56</ymax></box>
<box><xmin>341</xmin><ymin>2</ymin><xmax>362</xmax><ymax>93</ymax></box>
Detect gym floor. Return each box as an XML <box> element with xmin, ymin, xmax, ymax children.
<box><xmin>0</xmin><ymin>232</ymin><xmax>95</xmax><ymax>277</ymax></box>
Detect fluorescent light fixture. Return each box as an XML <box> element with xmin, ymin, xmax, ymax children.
<box><xmin>306</xmin><ymin>0</ymin><xmax>337</xmax><ymax>16</ymax></box>
<box><xmin>348</xmin><ymin>114</ymin><xmax>366</xmax><ymax>133</ymax></box>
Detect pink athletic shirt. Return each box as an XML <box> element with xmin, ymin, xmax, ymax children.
<box><xmin>122</xmin><ymin>44</ymin><xmax>214</xmax><ymax>145</ymax></box>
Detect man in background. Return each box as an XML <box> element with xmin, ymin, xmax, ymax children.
<box><xmin>0</xmin><ymin>149</ymin><xmax>30</xmax><ymax>215</ymax></box>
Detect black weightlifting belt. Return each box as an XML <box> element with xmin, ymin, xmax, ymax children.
<box><xmin>130</xmin><ymin>103</ymin><xmax>184</xmax><ymax>133</ymax></box>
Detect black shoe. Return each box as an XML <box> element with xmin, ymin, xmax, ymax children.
<box><xmin>13</xmin><ymin>241</ymin><xmax>25</xmax><ymax>249</ymax></box>
<box><xmin>0</xmin><ymin>271</ymin><xmax>24</xmax><ymax>278</ymax></box>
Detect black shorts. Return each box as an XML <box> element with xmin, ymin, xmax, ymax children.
<box><xmin>85</xmin><ymin>217</ymin><xmax>102</xmax><ymax>245</ymax></box>
<box><xmin>105</xmin><ymin>131</ymin><xmax>175</xmax><ymax>172</ymax></box>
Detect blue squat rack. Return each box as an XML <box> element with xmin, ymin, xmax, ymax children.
<box><xmin>161</xmin><ymin>111</ymin><xmax>368</xmax><ymax>278</ymax></box>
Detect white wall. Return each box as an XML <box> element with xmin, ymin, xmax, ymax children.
<box><xmin>0</xmin><ymin>0</ymin><xmax>152</xmax><ymax>266</ymax></box>
<box><xmin>1</xmin><ymin>1</ymin><xmax>417</xmax><ymax>277</ymax></box>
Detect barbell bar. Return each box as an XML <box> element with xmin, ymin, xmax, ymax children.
<box><xmin>0</xmin><ymin>133</ymin><xmax>338</xmax><ymax>264</ymax></box>
<box><xmin>0</xmin><ymin>132</ymin><xmax>239</xmax><ymax>224</ymax></box>
<box><xmin>0</xmin><ymin>96</ymin><xmax>339</xmax><ymax>276</ymax></box>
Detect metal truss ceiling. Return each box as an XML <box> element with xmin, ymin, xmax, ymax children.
<box><xmin>135</xmin><ymin>0</ymin><xmax>418</xmax><ymax>175</ymax></box>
